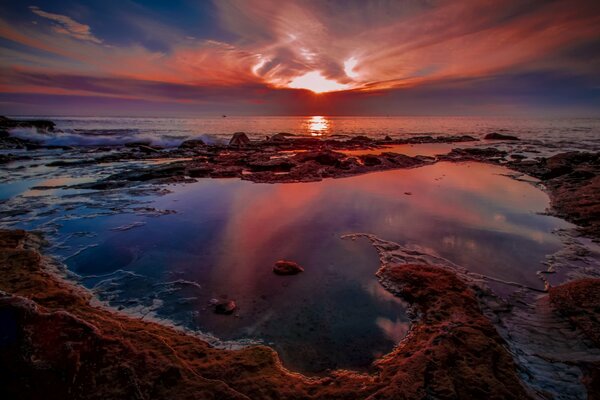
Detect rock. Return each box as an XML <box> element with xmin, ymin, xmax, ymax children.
<box><xmin>484</xmin><ymin>132</ymin><xmax>520</xmax><ymax>141</ymax></box>
<box><xmin>294</xmin><ymin>150</ymin><xmax>345</xmax><ymax>166</ymax></box>
<box><xmin>247</xmin><ymin>159</ymin><xmax>295</xmax><ymax>172</ymax></box>
<box><xmin>550</xmin><ymin>279</ymin><xmax>600</xmax><ymax>347</ymax></box>
<box><xmin>213</xmin><ymin>299</ymin><xmax>237</xmax><ymax>315</ymax></box>
<box><xmin>270</xmin><ymin>133</ymin><xmax>290</xmax><ymax>142</ymax></box>
<box><xmin>273</xmin><ymin>260</ymin><xmax>304</xmax><ymax>275</ymax></box>
<box><xmin>179</xmin><ymin>139</ymin><xmax>206</xmax><ymax>149</ymax></box>
<box><xmin>229</xmin><ymin>132</ymin><xmax>250</xmax><ymax>146</ymax></box>
<box><xmin>0</xmin><ymin>116</ymin><xmax>55</xmax><ymax>131</ymax></box>
<box><xmin>209</xmin><ymin>166</ymin><xmax>242</xmax><ymax>178</ymax></box>
<box><xmin>350</xmin><ymin>135</ymin><xmax>372</xmax><ymax>142</ymax></box>
<box><xmin>360</xmin><ymin>155</ymin><xmax>382</xmax><ymax>166</ymax></box>
<box><xmin>186</xmin><ymin>166</ymin><xmax>213</xmax><ymax>177</ymax></box>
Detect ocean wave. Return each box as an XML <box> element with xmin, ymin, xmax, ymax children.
<box><xmin>8</xmin><ymin>127</ymin><xmax>224</xmax><ymax>147</ymax></box>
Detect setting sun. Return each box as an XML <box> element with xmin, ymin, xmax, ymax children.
<box><xmin>288</xmin><ymin>71</ymin><xmax>350</xmax><ymax>93</ymax></box>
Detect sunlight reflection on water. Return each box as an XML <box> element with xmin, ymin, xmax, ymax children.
<box><xmin>305</xmin><ymin>115</ymin><xmax>330</xmax><ymax>136</ymax></box>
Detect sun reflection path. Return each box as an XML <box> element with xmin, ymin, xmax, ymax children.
<box><xmin>307</xmin><ymin>116</ymin><xmax>330</xmax><ymax>136</ymax></box>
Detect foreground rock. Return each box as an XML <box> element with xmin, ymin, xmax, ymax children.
<box><xmin>549</xmin><ymin>279</ymin><xmax>600</xmax><ymax>396</ymax></box>
<box><xmin>374</xmin><ymin>263</ymin><xmax>531</xmax><ymax>399</ymax></box>
<box><xmin>273</xmin><ymin>260</ymin><xmax>304</xmax><ymax>275</ymax></box>
<box><xmin>550</xmin><ymin>279</ymin><xmax>600</xmax><ymax>348</ymax></box>
<box><xmin>0</xmin><ymin>229</ymin><xmax>530</xmax><ymax>399</ymax></box>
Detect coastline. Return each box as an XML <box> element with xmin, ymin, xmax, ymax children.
<box><xmin>0</xmin><ymin>229</ymin><xmax>532</xmax><ymax>399</ymax></box>
<box><xmin>1</xmin><ymin>116</ymin><xmax>599</xmax><ymax>398</ymax></box>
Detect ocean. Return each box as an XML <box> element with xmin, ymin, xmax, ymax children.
<box><xmin>7</xmin><ymin>115</ymin><xmax>600</xmax><ymax>151</ymax></box>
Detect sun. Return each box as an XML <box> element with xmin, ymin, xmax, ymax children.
<box><xmin>288</xmin><ymin>71</ymin><xmax>350</xmax><ymax>94</ymax></box>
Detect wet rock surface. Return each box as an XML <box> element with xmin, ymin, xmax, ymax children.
<box><xmin>550</xmin><ymin>279</ymin><xmax>600</xmax><ymax>348</ymax></box>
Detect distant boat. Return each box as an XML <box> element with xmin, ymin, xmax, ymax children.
<box><xmin>222</xmin><ymin>115</ymin><xmax>227</xmax><ymax>118</ymax></box>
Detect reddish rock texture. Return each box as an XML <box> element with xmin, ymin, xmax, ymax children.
<box><xmin>0</xmin><ymin>230</ymin><xmax>530</xmax><ymax>399</ymax></box>
<box><xmin>550</xmin><ymin>279</ymin><xmax>600</xmax><ymax>348</ymax></box>
<box><xmin>373</xmin><ymin>263</ymin><xmax>531</xmax><ymax>400</ymax></box>
<box><xmin>549</xmin><ymin>279</ymin><xmax>600</xmax><ymax>398</ymax></box>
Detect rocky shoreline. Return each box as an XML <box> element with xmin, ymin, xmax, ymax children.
<box><xmin>1</xmin><ymin>116</ymin><xmax>600</xmax><ymax>398</ymax></box>
<box><xmin>1</xmin><ymin>229</ymin><xmax>534</xmax><ymax>399</ymax></box>
<box><xmin>2</xmin><ymin>116</ymin><xmax>597</xmax><ymax>238</ymax></box>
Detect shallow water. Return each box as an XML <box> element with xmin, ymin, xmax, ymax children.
<box><xmin>0</xmin><ymin>158</ymin><xmax>572</xmax><ymax>373</ymax></box>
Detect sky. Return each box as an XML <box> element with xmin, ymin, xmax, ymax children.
<box><xmin>1</xmin><ymin>0</ymin><xmax>599</xmax><ymax>117</ymax></box>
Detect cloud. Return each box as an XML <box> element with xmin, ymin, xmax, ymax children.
<box><xmin>29</xmin><ymin>5</ymin><xmax>102</xmax><ymax>44</ymax></box>
<box><xmin>0</xmin><ymin>0</ymin><xmax>597</xmax><ymax>115</ymax></box>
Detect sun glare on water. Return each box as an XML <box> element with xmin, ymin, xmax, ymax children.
<box><xmin>288</xmin><ymin>71</ymin><xmax>350</xmax><ymax>94</ymax></box>
<box><xmin>307</xmin><ymin>116</ymin><xmax>330</xmax><ymax>136</ymax></box>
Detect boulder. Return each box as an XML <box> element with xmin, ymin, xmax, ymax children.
<box><xmin>360</xmin><ymin>155</ymin><xmax>382</xmax><ymax>166</ymax></box>
<box><xmin>229</xmin><ymin>132</ymin><xmax>250</xmax><ymax>146</ymax></box>
<box><xmin>484</xmin><ymin>132</ymin><xmax>520</xmax><ymax>141</ymax></box>
<box><xmin>212</xmin><ymin>299</ymin><xmax>237</xmax><ymax>315</ymax></box>
<box><xmin>273</xmin><ymin>260</ymin><xmax>304</xmax><ymax>275</ymax></box>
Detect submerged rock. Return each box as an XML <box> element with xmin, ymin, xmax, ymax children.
<box><xmin>273</xmin><ymin>260</ymin><xmax>304</xmax><ymax>275</ymax></box>
<box><xmin>229</xmin><ymin>132</ymin><xmax>250</xmax><ymax>146</ymax></box>
<box><xmin>212</xmin><ymin>299</ymin><xmax>237</xmax><ymax>315</ymax></box>
<box><xmin>550</xmin><ymin>279</ymin><xmax>600</xmax><ymax>347</ymax></box>
<box><xmin>484</xmin><ymin>132</ymin><xmax>520</xmax><ymax>140</ymax></box>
